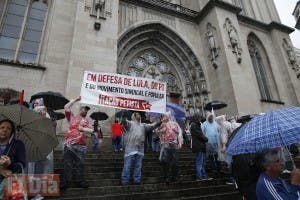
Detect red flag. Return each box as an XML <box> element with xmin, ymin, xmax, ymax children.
<box><xmin>19</xmin><ymin>90</ymin><xmax>24</xmax><ymax>105</ymax></box>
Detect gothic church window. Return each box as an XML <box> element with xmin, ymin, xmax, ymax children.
<box><xmin>127</xmin><ymin>50</ymin><xmax>180</xmax><ymax>92</ymax></box>
<box><xmin>247</xmin><ymin>34</ymin><xmax>279</xmax><ymax>101</ymax></box>
<box><xmin>0</xmin><ymin>0</ymin><xmax>48</xmax><ymax>64</ymax></box>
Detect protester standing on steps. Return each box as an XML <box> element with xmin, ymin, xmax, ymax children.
<box><xmin>60</xmin><ymin>96</ymin><xmax>93</xmax><ymax>190</ymax></box>
<box><xmin>201</xmin><ymin>112</ymin><xmax>221</xmax><ymax>176</ymax></box>
<box><xmin>152</xmin><ymin>128</ymin><xmax>160</xmax><ymax>153</ymax></box>
<box><xmin>120</xmin><ymin>112</ymin><xmax>161</xmax><ymax>185</ymax></box>
<box><xmin>216</xmin><ymin>115</ymin><xmax>236</xmax><ymax>185</ymax></box>
<box><xmin>215</xmin><ymin>115</ymin><xmax>231</xmax><ymax>163</ymax></box>
<box><xmin>157</xmin><ymin>112</ymin><xmax>183</xmax><ymax>184</ymax></box>
<box><xmin>28</xmin><ymin>99</ymin><xmax>54</xmax><ymax>177</ymax></box>
<box><xmin>144</xmin><ymin>116</ymin><xmax>153</xmax><ymax>152</ymax></box>
<box><xmin>111</xmin><ymin>119</ymin><xmax>123</xmax><ymax>152</ymax></box>
<box><xmin>91</xmin><ymin>120</ymin><xmax>103</xmax><ymax>152</ymax></box>
<box><xmin>190</xmin><ymin>113</ymin><xmax>210</xmax><ymax>181</ymax></box>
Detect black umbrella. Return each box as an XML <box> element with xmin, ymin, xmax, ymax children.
<box><xmin>115</xmin><ymin>110</ymin><xmax>147</xmax><ymax>121</ymax></box>
<box><xmin>227</xmin><ymin>114</ymin><xmax>257</xmax><ymax>146</ymax></box>
<box><xmin>30</xmin><ymin>91</ymin><xmax>69</xmax><ymax>110</ymax></box>
<box><xmin>90</xmin><ymin>112</ymin><xmax>109</xmax><ymax>121</ymax></box>
<box><xmin>115</xmin><ymin>110</ymin><xmax>133</xmax><ymax>120</ymax></box>
<box><xmin>236</xmin><ymin>114</ymin><xmax>258</xmax><ymax>124</ymax></box>
<box><xmin>200</xmin><ymin>117</ymin><xmax>206</xmax><ymax>123</ymax></box>
<box><xmin>53</xmin><ymin>112</ymin><xmax>65</xmax><ymax>120</ymax></box>
<box><xmin>204</xmin><ymin>100</ymin><xmax>227</xmax><ymax>110</ymax></box>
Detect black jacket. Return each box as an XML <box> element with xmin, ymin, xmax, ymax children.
<box><xmin>232</xmin><ymin>153</ymin><xmax>260</xmax><ymax>200</ymax></box>
<box><xmin>191</xmin><ymin>122</ymin><xmax>208</xmax><ymax>153</ymax></box>
<box><xmin>3</xmin><ymin>138</ymin><xmax>26</xmax><ymax>173</ymax></box>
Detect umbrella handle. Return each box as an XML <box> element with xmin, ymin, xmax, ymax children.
<box><xmin>285</xmin><ymin>146</ymin><xmax>296</xmax><ymax>169</ymax></box>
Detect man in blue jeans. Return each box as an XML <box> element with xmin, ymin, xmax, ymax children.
<box><xmin>201</xmin><ymin>112</ymin><xmax>221</xmax><ymax>175</ymax></box>
<box><xmin>190</xmin><ymin>113</ymin><xmax>210</xmax><ymax>180</ymax></box>
<box><xmin>121</xmin><ymin>112</ymin><xmax>161</xmax><ymax>185</ymax></box>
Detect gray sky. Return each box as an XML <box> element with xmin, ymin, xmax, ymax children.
<box><xmin>274</xmin><ymin>0</ymin><xmax>300</xmax><ymax>48</ymax></box>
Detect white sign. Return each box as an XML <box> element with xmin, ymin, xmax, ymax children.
<box><xmin>80</xmin><ymin>71</ymin><xmax>167</xmax><ymax>113</ymax></box>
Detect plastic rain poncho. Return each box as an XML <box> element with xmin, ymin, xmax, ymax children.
<box><xmin>122</xmin><ymin>113</ymin><xmax>161</xmax><ymax>157</ymax></box>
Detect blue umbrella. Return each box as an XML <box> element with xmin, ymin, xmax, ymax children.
<box><xmin>227</xmin><ymin>106</ymin><xmax>300</xmax><ymax>155</ymax></box>
<box><xmin>146</xmin><ymin>112</ymin><xmax>161</xmax><ymax>118</ymax></box>
<box><xmin>166</xmin><ymin>102</ymin><xmax>186</xmax><ymax>119</ymax></box>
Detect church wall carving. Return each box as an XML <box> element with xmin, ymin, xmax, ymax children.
<box><xmin>223</xmin><ymin>18</ymin><xmax>242</xmax><ymax>64</ymax></box>
<box><xmin>283</xmin><ymin>38</ymin><xmax>300</xmax><ymax>79</ymax></box>
<box><xmin>117</xmin><ymin>22</ymin><xmax>209</xmax><ymax>116</ymax></box>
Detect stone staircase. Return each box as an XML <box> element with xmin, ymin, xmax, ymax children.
<box><xmin>50</xmin><ymin>138</ymin><xmax>240</xmax><ymax>200</ymax></box>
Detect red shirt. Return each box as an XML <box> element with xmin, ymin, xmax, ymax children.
<box><xmin>111</xmin><ymin>123</ymin><xmax>123</xmax><ymax>137</ymax></box>
<box><xmin>65</xmin><ymin>111</ymin><xmax>91</xmax><ymax>145</ymax></box>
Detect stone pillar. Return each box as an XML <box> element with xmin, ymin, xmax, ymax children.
<box><xmin>64</xmin><ymin>0</ymin><xmax>120</xmax><ymax>136</ymax></box>
<box><xmin>198</xmin><ymin>6</ymin><xmax>242</xmax><ymax>116</ymax></box>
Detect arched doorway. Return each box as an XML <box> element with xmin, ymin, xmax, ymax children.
<box><xmin>117</xmin><ymin>23</ymin><xmax>209</xmax><ymax>116</ymax></box>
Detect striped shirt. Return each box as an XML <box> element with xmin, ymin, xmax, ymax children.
<box><xmin>256</xmin><ymin>172</ymin><xmax>300</xmax><ymax>200</ymax></box>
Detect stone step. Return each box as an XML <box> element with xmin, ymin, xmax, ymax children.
<box><xmin>54</xmin><ymin>167</ymin><xmax>197</xmax><ymax>175</ymax></box>
<box><xmin>55</xmin><ymin>168</ymin><xmax>227</xmax><ymax>180</ymax></box>
<box><xmin>54</xmin><ymin>160</ymin><xmax>197</xmax><ymax>167</ymax></box>
<box><xmin>54</xmin><ymin>157</ymin><xmax>199</xmax><ymax>163</ymax></box>
<box><xmin>172</xmin><ymin>192</ymin><xmax>241</xmax><ymax>200</ymax></box>
<box><xmin>62</xmin><ymin>175</ymin><xmax>226</xmax><ymax>187</ymax></box>
<box><xmin>60</xmin><ymin>180</ymin><xmax>233</xmax><ymax>197</ymax></box>
<box><xmin>49</xmin><ymin>192</ymin><xmax>241</xmax><ymax>200</ymax></box>
<box><xmin>52</xmin><ymin>142</ymin><xmax>239</xmax><ymax>199</ymax></box>
<box><xmin>53</xmin><ymin>152</ymin><xmax>195</xmax><ymax>159</ymax></box>
<box><xmin>54</xmin><ymin>148</ymin><xmax>193</xmax><ymax>154</ymax></box>
<box><xmin>54</xmin><ymin>161</ymin><xmax>198</xmax><ymax>168</ymax></box>
<box><xmin>54</xmin><ymin>185</ymin><xmax>236</xmax><ymax>200</ymax></box>
<box><xmin>54</xmin><ymin>149</ymin><xmax>193</xmax><ymax>153</ymax></box>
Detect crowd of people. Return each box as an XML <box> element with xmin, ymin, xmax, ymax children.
<box><xmin>2</xmin><ymin>94</ymin><xmax>300</xmax><ymax>200</ymax></box>
<box><xmin>57</xmin><ymin>96</ymin><xmax>247</xmax><ymax>192</ymax></box>
<box><xmin>59</xmin><ymin>99</ymin><xmax>300</xmax><ymax>200</ymax></box>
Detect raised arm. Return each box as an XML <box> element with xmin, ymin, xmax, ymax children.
<box><xmin>64</xmin><ymin>96</ymin><xmax>81</xmax><ymax>112</ymax></box>
<box><xmin>145</xmin><ymin>121</ymin><xmax>162</xmax><ymax>133</ymax></box>
<box><xmin>78</xmin><ymin>126</ymin><xmax>93</xmax><ymax>134</ymax></box>
<box><xmin>78</xmin><ymin>119</ymin><xmax>93</xmax><ymax>134</ymax></box>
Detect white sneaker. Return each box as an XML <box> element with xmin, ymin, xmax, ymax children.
<box><xmin>31</xmin><ymin>194</ymin><xmax>44</xmax><ymax>200</ymax></box>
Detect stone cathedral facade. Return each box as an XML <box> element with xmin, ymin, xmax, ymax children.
<box><xmin>0</xmin><ymin>0</ymin><xmax>300</xmax><ymax>119</ymax></box>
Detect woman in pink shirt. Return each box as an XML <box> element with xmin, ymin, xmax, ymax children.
<box><xmin>158</xmin><ymin>112</ymin><xmax>183</xmax><ymax>184</ymax></box>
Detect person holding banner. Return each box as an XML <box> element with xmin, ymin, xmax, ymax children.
<box><xmin>60</xmin><ymin>96</ymin><xmax>93</xmax><ymax>190</ymax></box>
<box><xmin>120</xmin><ymin>112</ymin><xmax>161</xmax><ymax>185</ymax></box>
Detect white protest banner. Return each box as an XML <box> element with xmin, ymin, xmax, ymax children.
<box><xmin>80</xmin><ymin>71</ymin><xmax>167</xmax><ymax>113</ymax></box>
